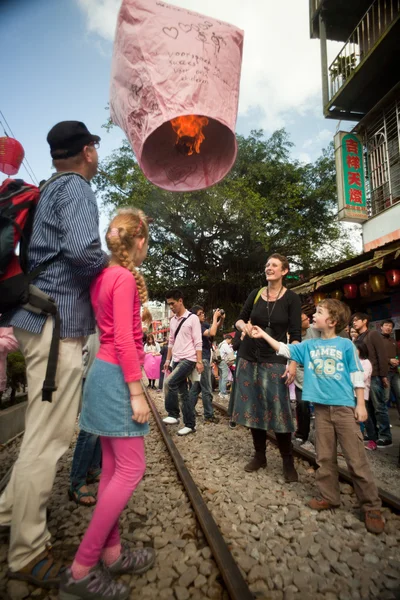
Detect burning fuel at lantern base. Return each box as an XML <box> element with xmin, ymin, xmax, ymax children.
<box><xmin>170</xmin><ymin>115</ymin><xmax>209</xmax><ymax>156</ymax></box>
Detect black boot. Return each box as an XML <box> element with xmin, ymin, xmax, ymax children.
<box><xmin>244</xmin><ymin>429</ymin><xmax>267</xmax><ymax>472</ymax></box>
<box><xmin>275</xmin><ymin>432</ymin><xmax>298</xmax><ymax>482</ymax></box>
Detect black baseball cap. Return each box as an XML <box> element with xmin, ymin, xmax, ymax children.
<box><xmin>47</xmin><ymin>121</ymin><xmax>100</xmax><ymax>159</ymax></box>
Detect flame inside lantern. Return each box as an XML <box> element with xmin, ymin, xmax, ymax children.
<box><xmin>170</xmin><ymin>115</ymin><xmax>209</xmax><ymax>156</ymax></box>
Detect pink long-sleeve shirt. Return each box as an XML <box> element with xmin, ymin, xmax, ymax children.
<box><xmin>90</xmin><ymin>266</ymin><xmax>144</xmax><ymax>382</ymax></box>
<box><xmin>168</xmin><ymin>310</ymin><xmax>202</xmax><ymax>362</ymax></box>
<box><xmin>0</xmin><ymin>327</ymin><xmax>19</xmax><ymax>392</ymax></box>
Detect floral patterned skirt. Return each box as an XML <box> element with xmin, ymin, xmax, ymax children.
<box><xmin>230</xmin><ymin>358</ymin><xmax>294</xmax><ymax>432</ymax></box>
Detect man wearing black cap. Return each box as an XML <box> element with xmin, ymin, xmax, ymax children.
<box><xmin>0</xmin><ymin>121</ymin><xmax>108</xmax><ymax>587</ymax></box>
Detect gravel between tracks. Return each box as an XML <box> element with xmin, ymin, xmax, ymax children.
<box><xmin>151</xmin><ymin>391</ymin><xmax>400</xmax><ymax>600</ymax></box>
<box><xmin>0</xmin><ymin>414</ymin><xmax>228</xmax><ymax>600</ymax></box>
<box><xmin>1</xmin><ymin>391</ymin><xmax>400</xmax><ymax>600</ymax></box>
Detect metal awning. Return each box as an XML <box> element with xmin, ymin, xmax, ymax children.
<box><xmin>292</xmin><ymin>244</ymin><xmax>400</xmax><ymax>295</ymax></box>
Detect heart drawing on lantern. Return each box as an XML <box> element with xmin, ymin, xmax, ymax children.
<box><xmin>179</xmin><ymin>23</ymin><xmax>192</xmax><ymax>33</ymax></box>
<box><xmin>162</xmin><ymin>27</ymin><xmax>179</xmax><ymax>39</ymax></box>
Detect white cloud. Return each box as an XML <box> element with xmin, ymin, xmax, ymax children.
<box><xmin>76</xmin><ymin>0</ymin><xmax>342</xmax><ymax>131</ymax></box>
<box><xmin>303</xmin><ymin>128</ymin><xmax>334</xmax><ymax>148</ymax></box>
<box><xmin>297</xmin><ymin>152</ymin><xmax>312</xmax><ymax>164</ymax></box>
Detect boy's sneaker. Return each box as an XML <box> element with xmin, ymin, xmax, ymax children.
<box><xmin>59</xmin><ymin>566</ymin><xmax>129</xmax><ymax>600</ymax></box>
<box><xmin>364</xmin><ymin>510</ymin><xmax>385</xmax><ymax>534</ymax></box>
<box><xmin>376</xmin><ymin>439</ymin><xmax>393</xmax><ymax>448</ymax></box>
<box><xmin>308</xmin><ymin>497</ymin><xmax>338</xmax><ymax>511</ymax></box>
<box><xmin>365</xmin><ymin>440</ymin><xmax>377</xmax><ymax>451</ymax></box>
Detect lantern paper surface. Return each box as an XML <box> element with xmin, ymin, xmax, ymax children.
<box><xmin>110</xmin><ymin>0</ymin><xmax>244</xmax><ymax>192</ymax></box>
<box><xmin>343</xmin><ymin>284</ymin><xmax>357</xmax><ymax>299</ymax></box>
<box><xmin>385</xmin><ymin>269</ymin><xmax>400</xmax><ymax>287</ymax></box>
<box><xmin>313</xmin><ymin>292</ymin><xmax>326</xmax><ymax>304</ymax></box>
<box><xmin>369</xmin><ymin>275</ymin><xmax>385</xmax><ymax>293</ymax></box>
<box><xmin>0</xmin><ymin>137</ymin><xmax>24</xmax><ymax>176</ymax></box>
<box><xmin>359</xmin><ymin>282</ymin><xmax>372</xmax><ymax>298</ymax></box>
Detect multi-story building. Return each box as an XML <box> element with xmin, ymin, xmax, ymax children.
<box><xmin>310</xmin><ymin>0</ymin><xmax>400</xmax><ymax>251</ymax></box>
<box><xmin>291</xmin><ymin>2</ymin><xmax>400</xmax><ymax>335</ymax></box>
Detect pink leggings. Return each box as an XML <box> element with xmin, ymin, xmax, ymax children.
<box><xmin>75</xmin><ymin>436</ymin><xmax>146</xmax><ymax>567</ymax></box>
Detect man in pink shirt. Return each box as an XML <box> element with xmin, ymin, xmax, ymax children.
<box><xmin>163</xmin><ymin>289</ymin><xmax>203</xmax><ymax>436</ymax></box>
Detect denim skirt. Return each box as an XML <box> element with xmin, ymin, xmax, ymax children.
<box><xmin>230</xmin><ymin>358</ymin><xmax>294</xmax><ymax>433</ymax></box>
<box><xmin>80</xmin><ymin>358</ymin><xmax>150</xmax><ymax>437</ymax></box>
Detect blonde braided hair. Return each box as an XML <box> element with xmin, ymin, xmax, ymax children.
<box><xmin>106</xmin><ymin>208</ymin><xmax>149</xmax><ymax>305</ymax></box>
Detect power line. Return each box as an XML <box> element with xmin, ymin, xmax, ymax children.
<box><xmin>0</xmin><ymin>109</ymin><xmax>39</xmax><ymax>185</ymax></box>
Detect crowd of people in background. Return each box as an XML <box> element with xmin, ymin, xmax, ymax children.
<box><xmin>0</xmin><ymin>120</ymin><xmax>399</xmax><ymax>598</ymax></box>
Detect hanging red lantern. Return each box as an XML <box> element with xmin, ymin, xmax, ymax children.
<box><xmin>369</xmin><ymin>274</ymin><xmax>386</xmax><ymax>293</ymax></box>
<box><xmin>385</xmin><ymin>269</ymin><xmax>400</xmax><ymax>287</ymax></box>
<box><xmin>330</xmin><ymin>289</ymin><xmax>343</xmax><ymax>300</ymax></box>
<box><xmin>0</xmin><ymin>137</ymin><xmax>25</xmax><ymax>176</ymax></box>
<box><xmin>343</xmin><ymin>283</ymin><xmax>358</xmax><ymax>299</ymax></box>
<box><xmin>359</xmin><ymin>281</ymin><xmax>372</xmax><ymax>297</ymax></box>
<box><xmin>313</xmin><ymin>291</ymin><xmax>326</xmax><ymax>304</ymax></box>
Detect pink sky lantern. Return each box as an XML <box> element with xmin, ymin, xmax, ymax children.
<box><xmin>110</xmin><ymin>0</ymin><xmax>244</xmax><ymax>192</ymax></box>
<box><xmin>0</xmin><ymin>137</ymin><xmax>25</xmax><ymax>176</ymax></box>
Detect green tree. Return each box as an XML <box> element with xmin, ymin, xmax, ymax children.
<box><xmin>95</xmin><ymin>128</ymin><xmax>355</xmax><ymax>320</ymax></box>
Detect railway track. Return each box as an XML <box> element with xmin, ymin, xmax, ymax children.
<box><xmin>212</xmin><ymin>400</ymin><xmax>400</xmax><ymax>513</ymax></box>
<box><xmin>143</xmin><ymin>386</ymin><xmax>254</xmax><ymax>600</ymax></box>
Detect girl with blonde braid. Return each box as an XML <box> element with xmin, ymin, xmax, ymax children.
<box><xmin>60</xmin><ymin>209</ymin><xmax>155</xmax><ymax>600</ymax></box>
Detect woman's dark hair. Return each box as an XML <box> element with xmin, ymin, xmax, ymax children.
<box><xmin>354</xmin><ymin>340</ymin><xmax>369</xmax><ymax>360</ymax></box>
<box><xmin>146</xmin><ymin>333</ymin><xmax>155</xmax><ymax>345</ymax></box>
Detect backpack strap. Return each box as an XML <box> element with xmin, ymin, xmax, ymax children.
<box><xmin>174</xmin><ymin>314</ymin><xmax>193</xmax><ymax>341</ymax></box>
<box><xmin>253</xmin><ymin>287</ymin><xmax>266</xmax><ymax>305</ymax></box>
<box><xmin>39</xmin><ymin>171</ymin><xmax>88</xmax><ymax>192</ymax></box>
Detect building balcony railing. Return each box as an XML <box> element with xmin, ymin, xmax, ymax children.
<box><xmin>328</xmin><ymin>0</ymin><xmax>400</xmax><ymax>102</ymax></box>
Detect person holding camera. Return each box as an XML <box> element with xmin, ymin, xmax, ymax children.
<box><xmin>233</xmin><ymin>254</ymin><xmax>301</xmax><ymax>481</ymax></box>
<box><xmin>218</xmin><ymin>334</ymin><xmax>234</xmax><ymax>399</ymax></box>
<box><xmin>189</xmin><ymin>306</ymin><xmax>225</xmax><ymax>423</ymax></box>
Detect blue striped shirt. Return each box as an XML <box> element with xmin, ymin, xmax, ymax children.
<box><xmin>1</xmin><ymin>173</ymin><xmax>108</xmax><ymax>338</ymax></box>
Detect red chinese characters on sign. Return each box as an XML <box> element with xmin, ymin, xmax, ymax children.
<box><xmin>346</xmin><ymin>155</ymin><xmax>360</xmax><ymax>169</ymax></box>
<box><xmin>345</xmin><ymin>139</ymin><xmax>359</xmax><ymax>154</ymax></box>
<box><xmin>348</xmin><ymin>171</ymin><xmax>361</xmax><ymax>186</ymax></box>
<box><xmin>349</xmin><ymin>188</ymin><xmax>363</xmax><ymax>204</ymax></box>
<box><xmin>336</xmin><ymin>131</ymin><xmax>367</xmax><ymax>223</ymax></box>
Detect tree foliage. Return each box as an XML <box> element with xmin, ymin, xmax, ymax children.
<box><xmin>95</xmin><ymin>128</ymin><xmax>355</xmax><ymax>316</ymax></box>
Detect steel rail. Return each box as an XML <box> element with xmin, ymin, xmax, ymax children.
<box><xmin>213</xmin><ymin>401</ymin><xmax>400</xmax><ymax>513</ymax></box>
<box><xmin>143</xmin><ymin>387</ymin><xmax>254</xmax><ymax>600</ymax></box>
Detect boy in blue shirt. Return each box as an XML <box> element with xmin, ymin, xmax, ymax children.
<box><xmin>252</xmin><ymin>299</ymin><xmax>384</xmax><ymax>534</ymax></box>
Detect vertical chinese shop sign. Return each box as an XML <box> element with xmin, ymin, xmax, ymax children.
<box><xmin>334</xmin><ymin>131</ymin><xmax>368</xmax><ymax>223</ymax></box>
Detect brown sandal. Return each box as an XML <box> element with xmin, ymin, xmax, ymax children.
<box><xmin>68</xmin><ymin>482</ymin><xmax>96</xmax><ymax>507</ymax></box>
<box><xmin>8</xmin><ymin>547</ymin><xmax>65</xmax><ymax>589</ymax></box>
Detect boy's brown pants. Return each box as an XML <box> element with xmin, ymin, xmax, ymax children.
<box><xmin>314</xmin><ymin>404</ymin><xmax>381</xmax><ymax>511</ymax></box>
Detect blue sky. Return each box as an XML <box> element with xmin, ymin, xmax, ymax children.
<box><xmin>1</xmin><ymin>0</ymin><xmax>354</xmax><ymax>239</ymax></box>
